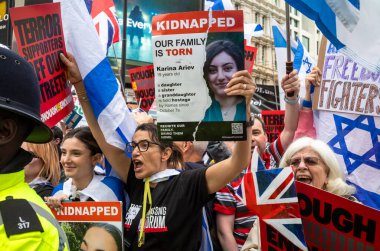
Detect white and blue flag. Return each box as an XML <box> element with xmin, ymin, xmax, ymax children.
<box><xmin>315</xmin><ymin>111</ymin><xmax>380</xmax><ymax>210</ymax></box>
<box><xmin>204</xmin><ymin>0</ymin><xmax>234</xmax><ymax>10</ymax></box>
<box><xmin>314</xmin><ymin>42</ymin><xmax>380</xmax><ymax>210</ymax></box>
<box><xmin>244</xmin><ymin>23</ymin><xmax>263</xmax><ymax>45</ymax></box>
<box><xmin>285</xmin><ymin>0</ymin><xmax>380</xmax><ymax>73</ymax></box>
<box><xmin>271</xmin><ymin>18</ymin><xmax>315</xmax><ymax>109</ymax></box>
<box><xmin>56</xmin><ymin>0</ymin><xmax>136</xmax><ymax>150</ymax></box>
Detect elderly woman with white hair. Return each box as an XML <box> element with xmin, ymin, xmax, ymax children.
<box><xmin>241</xmin><ymin>137</ymin><xmax>358</xmax><ymax>251</ymax></box>
<box><xmin>279</xmin><ymin>136</ymin><xmax>356</xmax><ymax>199</ymax></box>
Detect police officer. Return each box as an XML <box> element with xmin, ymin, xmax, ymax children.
<box><xmin>0</xmin><ymin>45</ymin><xmax>69</xmax><ymax>250</ymax></box>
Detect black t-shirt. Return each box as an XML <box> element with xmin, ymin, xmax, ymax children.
<box><xmin>125</xmin><ymin>167</ymin><xmax>211</xmax><ymax>251</ymax></box>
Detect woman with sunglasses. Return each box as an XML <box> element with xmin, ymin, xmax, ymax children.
<box><xmin>45</xmin><ymin>127</ymin><xmax>125</xmax><ymax>208</ymax></box>
<box><xmin>279</xmin><ymin>137</ymin><xmax>356</xmax><ymax>198</ymax></box>
<box><xmin>241</xmin><ymin>137</ymin><xmax>357</xmax><ymax>251</ymax></box>
<box><xmin>22</xmin><ymin>141</ymin><xmax>61</xmax><ymax>198</ymax></box>
<box><xmin>60</xmin><ymin>52</ymin><xmax>254</xmax><ymax>250</ymax></box>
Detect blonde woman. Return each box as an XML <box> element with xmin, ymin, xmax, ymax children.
<box><xmin>22</xmin><ymin>141</ymin><xmax>61</xmax><ymax>198</ymax></box>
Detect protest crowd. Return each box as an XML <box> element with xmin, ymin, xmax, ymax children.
<box><xmin>1</xmin><ymin>0</ymin><xmax>380</xmax><ymax>251</ymax></box>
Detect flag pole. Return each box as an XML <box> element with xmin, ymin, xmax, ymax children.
<box><xmin>120</xmin><ymin>0</ymin><xmax>127</xmax><ymax>90</ymax></box>
<box><xmin>285</xmin><ymin>3</ymin><xmax>294</xmax><ymax>97</ymax></box>
<box><xmin>269</xmin><ymin>16</ymin><xmax>279</xmax><ymax>110</ymax></box>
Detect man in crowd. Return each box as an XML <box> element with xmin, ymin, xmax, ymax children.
<box><xmin>214</xmin><ymin>70</ymin><xmax>301</xmax><ymax>250</ymax></box>
<box><xmin>0</xmin><ymin>46</ymin><xmax>69</xmax><ymax>250</ymax></box>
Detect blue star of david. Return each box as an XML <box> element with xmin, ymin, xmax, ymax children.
<box><xmin>328</xmin><ymin>115</ymin><xmax>380</xmax><ymax>174</ymax></box>
<box><xmin>302</xmin><ymin>57</ymin><xmax>312</xmax><ymax>74</ymax></box>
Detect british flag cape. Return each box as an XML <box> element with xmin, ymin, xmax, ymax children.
<box><xmin>235</xmin><ymin>151</ymin><xmax>307</xmax><ymax>250</ymax></box>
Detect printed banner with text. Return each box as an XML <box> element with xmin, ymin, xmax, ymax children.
<box><xmin>128</xmin><ymin>64</ymin><xmax>155</xmax><ymax>112</ymax></box>
<box><xmin>244</xmin><ymin>40</ymin><xmax>257</xmax><ymax>75</ymax></box>
<box><xmin>10</xmin><ymin>3</ymin><xmax>74</xmax><ymax>127</ymax></box>
<box><xmin>50</xmin><ymin>201</ymin><xmax>123</xmax><ymax>251</ymax></box>
<box><xmin>261</xmin><ymin>110</ymin><xmax>284</xmax><ymax>143</ymax></box>
<box><xmin>296</xmin><ymin>182</ymin><xmax>380</xmax><ymax>251</ymax></box>
<box><xmin>152</xmin><ymin>10</ymin><xmax>246</xmax><ymax>141</ymax></box>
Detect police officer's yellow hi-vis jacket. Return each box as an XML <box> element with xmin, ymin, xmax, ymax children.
<box><xmin>0</xmin><ymin>168</ymin><xmax>69</xmax><ymax>251</ymax></box>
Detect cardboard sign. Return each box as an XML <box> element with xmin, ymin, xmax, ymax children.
<box><xmin>50</xmin><ymin>201</ymin><xmax>123</xmax><ymax>250</ymax></box>
<box><xmin>128</xmin><ymin>64</ymin><xmax>155</xmax><ymax>112</ymax></box>
<box><xmin>152</xmin><ymin>10</ymin><xmax>246</xmax><ymax>141</ymax></box>
<box><xmin>296</xmin><ymin>182</ymin><xmax>380</xmax><ymax>251</ymax></box>
<box><xmin>10</xmin><ymin>3</ymin><xmax>74</xmax><ymax>127</ymax></box>
<box><xmin>261</xmin><ymin>110</ymin><xmax>285</xmax><ymax>143</ymax></box>
<box><xmin>314</xmin><ymin>42</ymin><xmax>380</xmax><ymax>117</ymax></box>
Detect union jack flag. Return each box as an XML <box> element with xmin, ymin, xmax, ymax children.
<box><xmin>88</xmin><ymin>0</ymin><xmax>120</xmax><ymax>54</ymax></box>
<box><xmin>235</xmin><ymin>164</ymin><xmax>307</xmax><ymax>250</ymax></box>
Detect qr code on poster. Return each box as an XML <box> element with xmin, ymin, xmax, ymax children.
<box><xmin>231</xmin><ymin>123</ymin><xmax>243</xmax><ymax>135</ymax></box>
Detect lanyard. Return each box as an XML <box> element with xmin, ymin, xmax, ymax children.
<box><xmin>138</xmin><ymin>177</ymin><xmax>152</xmax><ymax>247</ymax></box>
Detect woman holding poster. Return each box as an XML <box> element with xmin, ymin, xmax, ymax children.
<box><xmin>203</xmin><ymin>40</ymin><xmax>246</xmax><ymax>122</ymax></box>
<box><xmin>60</xmin><ymin>52</ymin><xmax>255</xmax><ymax>250</ymax></box>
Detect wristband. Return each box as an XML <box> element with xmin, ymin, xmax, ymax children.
<box><xmin>302</xmin><ymin>99</ymin><xmax>312</xmax><ymax>108</ymax></box>
<box><xmin>284</xmin><ymin>95</ymin><xmax>299</xmax><ymax>105</ymax></box>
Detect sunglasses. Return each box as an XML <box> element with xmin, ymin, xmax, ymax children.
<box><xmin>287</xmin><ymin>156</ymin><xmax>321</xmax><ymax>168</ymax></box>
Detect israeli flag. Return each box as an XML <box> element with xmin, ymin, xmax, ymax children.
<box><xmin>271</xmin><ymin>18</ymin><xmax>315</xmax><ymax>109</ymax></box>
<box><xmin>285</xmin><ymin>0</ymin><xmax>380</xmax><ymax>73</ymax></box>
<box><xmin>315</xmin><ymin>111</ymin><xmax>380</xmax><ymax>210</ymax></box>
<box><xmin>56</xmin><ymin>0</ymin><xmax>136</xmax><ymax>150</ymax></box>
<box><xmin>204</xmin><ymin>0</ymin><xmax>234</xmax><ymax>10</ymax></box>
<box><xmin>244</xmin><ymin>23</ymin><xmax>264</xmax><ymax>45</ymax></box>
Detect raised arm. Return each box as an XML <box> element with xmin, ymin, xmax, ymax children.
<box><xmin>279</xmin><ymin>70</ymin><xmax>301</xmax><ymax>151</ymax></box>
<box><xmin>294</xmin><ymin>67</ymin><xmax>321</xmax><ymax>140</ymax></box>
<box><xmin>303</xmin><ymin>66</ymin><xmax>321</xmax><ymax>108</ymax></box>
<box><xmin>60</xmin><ymin>53</ymin><xmax>131</xmax><ymax>183</ymax></box>
<box><xmin>205</xmin><ymin>70</ymin><xmax>254</xmax><ymax>194</ymax></box>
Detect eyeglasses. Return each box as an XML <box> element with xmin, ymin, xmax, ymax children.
<box><xmin>126</xmin><ymin>140</ymin><xmax>161</xmax><ymax>153</ymax></box>
<box><xmin>288</xmin><ymin>156</ymin><xmax>321</xmax><ymax>168</ymax></box>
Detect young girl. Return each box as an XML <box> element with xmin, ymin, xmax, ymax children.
<box><xmin>45</xmin><ymin>127</ymin><xmax>125</xmax><ymax>205</ymax></box>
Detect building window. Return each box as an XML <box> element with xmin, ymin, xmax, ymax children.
<box><xmin>255</xmin><ymin>13</ymin><xmax>259</xmax><ymax>23</ymax></box>
<box><xmin>274</xmin><ymin>0</ymin><xmax>279</xmax><ymax>6</ymax></box>
<box><xmin>293</xmin><ymin>19</ymin><xmax>299</xmax><ymax>28</ymax></box>
<box><xmin>262</xmin><ymin>16</ymin><xmax>266</xmax><ymax>32</ymax></box>
<box><xmin>294</xmin><ymin>31</ymin><xmax>298</xmax><ymax>41</ymax></box>
<box><xmin>262</xmin><ymin>46</ymin><xmax>266</xmax><ymax>65</ymax></box>
<box><xmin>302</xmin><ymin>35</ymin><xmax>310</xmax><ymax>52</ymax></box>
<box><xmin>291</xmin><ymin>7</ymin><xmax>298</xmax><ymax>15</ymax></box>
<box><xmin>317</xmin><ymin>41</ymin><xmax>320</xmax><ymax>55</ymax></box>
